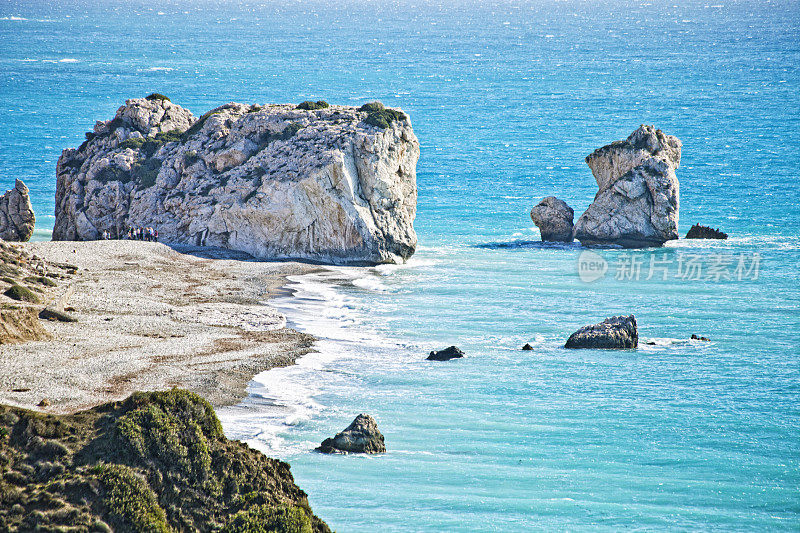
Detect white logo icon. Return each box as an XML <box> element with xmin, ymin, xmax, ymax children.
<box><xmin>578</xmin><ymin>250</ymin><xmax>608</xmax><ymax>282</ymax></box>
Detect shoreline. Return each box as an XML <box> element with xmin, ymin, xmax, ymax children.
<box><xmin>0</xmin><ymin>240</ymin><xmax>323</xmax><ymax>414</ymax></box>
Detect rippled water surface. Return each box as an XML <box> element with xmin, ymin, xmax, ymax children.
<box><xmin>2</xmin><ymin>0</ymin><xmax>799</xmax><ymax>530</ymax></box>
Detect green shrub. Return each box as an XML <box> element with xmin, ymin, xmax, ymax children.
<box><xmin>358</xmin><ymin>101</ymin><xmax>385</xmax><ymax>113</ymax></box>
<box><xmin>97</xmin><ymin>464</ymin><xmax>170</xmax><ymax>533</ymax></box>
<box><xmin>132</xmin><ymin>158</ymin><xmax>162</xmax><ymax>189</ymax></box>
<box><xmin>248</xmin><ymin>105</ymin><xmax>262</xmax><ymax>113</ymax></box>
<box><xmin>223</xmin><ymin>505</ymin><xmax>312</xmax><ymax>533</ymax></box>
<box><xmin>154</xmin><ymin>129</ymin><xmax>183</xmax><ymax>144</ymax></box>
<box><xmin>96</xmin><ymin>165</ymin><xmax>133</xmax><ymax>184</ymax></box>
<box><xmin>359</xmin><ymin>101</ymin><xmax>406</xmax><ymax>129</ymax></box>
<box><xmin>119</xmin><ymin>137</ymin><xmax>145</xmax><ymax>151</ymax></box>
<box><xmin>296</xmin><ymin>100</ymin><xmax>329</xmax><ymax>111</ymax></box>
<box><xmin>115</xmin><ymin>390</ymin><xmax>221</xmax><ymax>484</ymax></box>
<box><xmin>4</xmin><ymin>285</ymin><xmax>40</xmax><ymax>303</ymax></box>
<box><xmin>24</xmin><ymin>276</ymin><xmax>57</xmax><ymax>287</ymax></box>
<box><xmin>145</xmin><ymin>93</ymin><xmax>171</xmax><ymax>103</ymax></box>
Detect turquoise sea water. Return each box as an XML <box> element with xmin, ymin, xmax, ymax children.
<box><xmin>2</xmin><ymin>0</ymin><xmax>799</xmax><ymax>530</ymax></box>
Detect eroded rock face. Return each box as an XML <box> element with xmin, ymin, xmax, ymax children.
<box><xmin>316</xmin><ymin>414</ymin><xmax>386</xmax><ymax>454</ymax></box>
<box><xmin>530</xmin><ymin>196</ymin><xmax>574</xmax><ymax>242</ymax></box>
<box><xmin>564</xmin><ymin>315</ymin><xmax>638</xmax><ymax>349</ymax></box>
<box><xmin>0</xmin><ymin>179</ymin><xmax>36</xmax><ymax>242</ymax></box>
<box><xmin>54</xmin><ymin>97</ymin><xmax>419</xmax><ymax>264</ymax></box>
<box><xmin>573</xmin><ymin>126</ymin><xmax>681</xmax><ymax>248</ymax></box>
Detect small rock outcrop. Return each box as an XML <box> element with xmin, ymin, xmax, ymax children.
<box><xmin>427</xmin><ymin>346</ymin><xmax>465</xmax><ymax>361</ymax></box>
<box><xmin>691</xmin><ymin>334</ymin><xmax>710</xmax><ymax>341</ymax></box>
<box><xmin>0</xmin><ymin>179</ymin><xmax>35</xmax><ymax>242</ymax></box>
<box><xmin>573</xmin><ymin>126</ymin><xmax>681</xmax><ymax>248</ymax></box>
<box><xmin>316</xmin><ymin>414</ymin><xmax>386</xmax><ymax>454</ymax></box>
<box><xmin>685</xmin><ymin>224</ymin><xmax>727</xmax><ymax>239</ymax></box>
<box><xmin>564</xmin><ymin>315</ymin><xmax>638</xmax><ymax>349</ymax></box>
<box><xmin>521</xmin><ymin>343</ymin><xmax>533</xmax><ymax>351</ymax></box>
<box><xmin>530</xmin><ymin>196</ymin><xmax>574</xmax><ymax>242</ymax></box>
<box><xmin>54</xmin><ymin>96</ymin><xmax>419</xmax><ymax>264</ymax></box>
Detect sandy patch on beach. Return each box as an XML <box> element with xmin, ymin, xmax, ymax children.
<box><xmin>0</xmin><ymin>240</ymin><xmax>318</xmax><ymax>413</ymax></box>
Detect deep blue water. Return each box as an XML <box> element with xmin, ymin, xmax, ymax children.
<box><xmin>2</xmin><ymin>0</ymin><xmax>799</xmax><ymax>530</ymax></box>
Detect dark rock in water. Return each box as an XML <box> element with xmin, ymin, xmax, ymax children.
<box><xmin>522</xmin><ymin>343</ymin><xmax>533</xmax><ymax>351</ymax></box>
<box><xmin>691</xmin><ymin>334</ymin><xmax>710</xmax><ymax>341</ymax></box>
<box><xmin>427</xmin><ymin>346</ymin><xmax>465</xmax><ymax>361</ymax></box>
<box><xmin>646</xmin><ymin>341</ymin><xmax>657</xmax><ymax>345</ymax></box>
<box><xmin>685</xmin><ymin>224</ymin><xmax>728</xmax><ymax>239</ymax></box>
<box><xmin>316</xmin><ymin>414</ymin><xmax>386</xmax><ymax>454</ymax></box>
<box><xmin>565</xmin><ymin>315</ymin><xmax>638</xmax><ymax>349</ymax></box>
<box><xmin>530</xmin><ymin>197</ymin><xmax>574</xmax><ymax>242</ymax></box>
<box><xmin>39</xmin><ymin>307</ymin><xmax>78</xmax><ymax>323</ymax></box>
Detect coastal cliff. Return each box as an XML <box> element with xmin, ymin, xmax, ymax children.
<box><xmin>54</xmin><ymin>95</ymin><xmax>419</xmax><ymax>264</ymax></box>
<box><xmin>0</xmin><ymin>390</ymin><xmax>330</xmax><ymax>532</ymax></box>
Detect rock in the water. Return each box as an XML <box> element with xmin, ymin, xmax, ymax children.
<box><xmin>691</xmin><ymin>334</ymin><xmax>710</xmax><ymax>341</ymax></box>
<box><xmin>530</xmin><ymin>196</ymin><xmax>574</xmax><ymax>242</ymax></box>
<box><xmin>0</xmin><ymin>179</ymin><xmax>36</xmax><ymax>242</ymax></box>
<box><xmin>685</xmin><ymin>224</ymin><xmax>727</xmax><ymax>239</ymax></box>
<box><xmin>54</xmin><ymin>97</ymin><xmax>419</xmax><ymax>265</ymax></box>
<box><xmin>521</xmin><ymin>343</ymin><xmax>533</xmax><ymax>351</ymax></box>
<box><xmin>427</xmin><ymin>346</ymin><xmax>465</xmax><ymax>361</ymax></box>
<box><xmin>573</xmin><ymin>126</ymin><xmax>681</xmax><ymax>248</ymax></box>
<box><xmin>316</xmin><ymin>414</ymin><xmax>386</xmax><ymax>454</ymax></box>
<box><xmin>564</xmin><ymin>315</ymin><xmax>638</xmax><ymax>349</ymax></box>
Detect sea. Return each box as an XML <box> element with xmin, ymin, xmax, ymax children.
<box><xmin>1</xmin><ymin>0</ymin><xmax>798</xmax><ymax>530</ymax></box>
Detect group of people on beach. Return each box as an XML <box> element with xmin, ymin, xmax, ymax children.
<box><xmin>126</xmin><ymin>227</ymin><xmax>159</xmax><ymax>241</ymax></box>
<box><xmin>99</xmin><ymin>227</ymin><xmax>159</xmax><ymax>241</ymax></box>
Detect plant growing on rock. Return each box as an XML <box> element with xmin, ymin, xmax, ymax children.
<box><xmin>297</xmin><ymin>100</ymin><xmax>329</xmax><ymax>111</ymax></box>
<box><xmin>145</xmin><ymin>93</ymin><xmax>171</xmax><ymax>102</ymax></box>
<box><xmin>3</xmin><ymin>284</ymin><xmax>40</xmax><ymax>303</ymax></box>
<box><xmin>359</xmin><ymin>101</ymin><xmax>406</xmax><ymax>129</ymax></box>
<box><xmin>0</xmin><ymin>390</ymin><xmax>330</xmax><ymax>532</ymax></box>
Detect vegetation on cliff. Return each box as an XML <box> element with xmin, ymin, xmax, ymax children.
<box><xmin>358</xmin><ymin>102</ymin><xmax>407</xmax><ymax>129</ymax></box>
<box><xmin>0</xmin><ymin>390</ymin><xmax>330</xmax><ymax>532</ymax></box>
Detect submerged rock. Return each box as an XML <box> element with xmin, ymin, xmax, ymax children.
<box><xmin>564</xmin><ymin>315</ymin><xmax>638</xmax><ymax>349</ymax></box>
<box><xmin>427</xmin><ymin>345</ymin><xmax>465</xmax><ymax>361</ymax></box>
<box><xmin>316</xmin><ymin>414</ymin><xmax>386</xmax><ymax>454</ymax></box>
<box><xmin>530</xmin><ymin>196</ymin><xmax>574</xmax><ymax>242</ymax></box>
<box><xmin>53</xmin><ymin>96</ymin><xmax>419</xmax><ymax>265</ymax></box>
<box><xmin>0</xmin><ymin>179</ymin><xmax>36</xmax><ymax>242</ymax></box>
<box><xmin>573</xmin><ymin>126</ymin><xmax>681</xmax><ymax>248</ymax></box>
<box><xmin>685</xmin><ymin>224</ymin><xmax>727</xmax><ymax>239</ymax></box>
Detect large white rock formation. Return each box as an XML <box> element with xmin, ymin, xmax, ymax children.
<box><xmin>572</xmin><ymin>125</ymin><xmax>681</xmax><ymax>247</ymax></box>
<box><xmin>54</xmin><ymin>97</ymin><xmax>419</xmax><ymax>264</ymax></box>
<box><xmin>0</xmin><ymin>179</ymin><xmax>36</xmax><ymax>242</ymax></box>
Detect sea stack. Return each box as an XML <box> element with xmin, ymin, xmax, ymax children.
<box><xmin>530</xmin><ymin>196</ymin><xmax>574</xmax><ymax>242</ymax></box>
<box><xmin>564</xmin><ymin>315</ymin><xmax>638</xmax><ymax>349</ymax></box>
<box><xmin>53</xmin><ymin>96</ymin><xmax>419</xmax><ymax>265</ymax></box>
<box><xmin>572</xmin><ymin>126</ymin><xmax>681</xmax><ymax>248</ymax></box>
<box><xmin>316</xmin><ymin>414</ymin><xmax>386</xmax><ymax>454</ymax></box>
<box><xmin>0</xmin><ymin>179</ymin><xmax>36</xmax><ymax>242</ymax></box>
